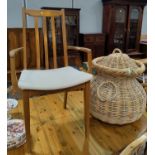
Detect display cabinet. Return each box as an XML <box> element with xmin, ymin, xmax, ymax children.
<box><xmin>79</xmin><ymin>33</ymin><xmax>105</xmax><ymax>60</ymax></box>
<box><xmin>41</xmin><ymin>7</ymin><xmax>81</xmax><ymax>67</ymax></box>
<box><xmin>102</xmin><ymin>0</ymin><xmax>147</xmax><ymax>57</ymax></box>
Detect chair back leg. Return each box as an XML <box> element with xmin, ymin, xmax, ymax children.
<box><xmin>84</xmin><ymin>82</ymin><xmax>90</xmax><ymax>138</ymax></box>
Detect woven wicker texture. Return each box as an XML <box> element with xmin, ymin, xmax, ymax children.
<box><xmin>90</xmin><ymin>48</ymin><xmax>146</xmax><ymax>125</ymax></box>
<box><xmin>92</xmin><ymin>48</ymin><xmax>145</xmax><ymax>77</ymax></box>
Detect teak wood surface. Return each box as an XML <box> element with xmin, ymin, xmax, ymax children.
<box><xmin>8</xmin><ymin>91</ymin><xmax>147</xmax><ymax>155</ymax></box>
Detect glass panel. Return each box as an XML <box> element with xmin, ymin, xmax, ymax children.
<box><xmin>113</xmin><ymin>7</ymin><xmax>126</xmax><ymax>50</ymax></box>
<box><xmin>130</xmin><ymin>8</ymin><xmax>139</xmax><ymax>20</ymax></box>
<box><xmin>66</xmin><ymin>15</ymin><xmax>77</xmax><ymax>45</ymax></box>
<box><xmin>128</xmin><ymin>8</ymin><xmax>140</xmax><ymax>49</ymax></box>
<box><xmin>115</xmin><ymin>8</ymin><xmax>126</xmax><ymax>23</ymax></box>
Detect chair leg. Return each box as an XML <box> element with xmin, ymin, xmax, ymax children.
<box><xmin>23</xmin><ymin>90</ymin><xmax>31</xmax><ymax>153</ymax></box>
<box><xmin>64</xmin><ymin>91</ymin><xmax>68</xmax><ymax>109</ymax></box>
<box><xmin>83</xmin><ymin>82</ymin><xmax>90</xmax><ymax>139</ymax></box>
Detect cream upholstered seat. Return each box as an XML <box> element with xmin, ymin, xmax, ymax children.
<box><xmin>18</xmin><ymin>66</ymin><xmax>92</xmax><ymax>90</ymax></box>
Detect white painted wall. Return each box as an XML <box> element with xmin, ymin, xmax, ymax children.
<box><xmin>7</xmin><ymin>0</ymin><xmax>147</xmax><ymax>34</ymax></box>
<box><xmin>74</xmin><ymin>0</ymin><xmax>103</xmax><ymax>33</ymax></box>
<box><xmin>141</xmin><ymin>6</ymin><xmax>147</xmax><ymax>35</ymax></box>
<box><xmin>7</xmin><ymin>0</ymin><xmax>23</xmax><ymax>27</ymax></box>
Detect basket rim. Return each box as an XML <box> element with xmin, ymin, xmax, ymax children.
<box><xmin>92</xmin><ymin>56</ymin><xmax>145</xmax><ymax>77</ymax></box>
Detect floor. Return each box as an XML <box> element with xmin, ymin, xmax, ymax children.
<box><xmin>7</xmin><ymin>91</ymin><xmax>146</xmax><ymax>155</ymax></box>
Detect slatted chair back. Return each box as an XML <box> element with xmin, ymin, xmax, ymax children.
<box><xmin>22</xmin><ymin>8</ymin><xmax>68</xmax><ymax>69</ymax></box>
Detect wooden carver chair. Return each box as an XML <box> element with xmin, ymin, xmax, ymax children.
<box><xmin>120</xmin><ymin>133</ymin><xmax>147</xmax><ymax>155</ymax></box>
<box><xmin>9</xmin><ymin>8</ymin><xmax>93</xmax><ymax>152</ymax></box>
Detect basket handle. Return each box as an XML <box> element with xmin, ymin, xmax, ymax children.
<box><xmin>97</xmin><ymin>81</ymin><xmax>117</xmax><ymax>102</ymax></box>
<box><xmin>112</xmin><ymin>48</ymin><xmax>123</xmax><ymax>54</ymax></box>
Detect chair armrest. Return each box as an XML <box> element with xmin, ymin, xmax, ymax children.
<box><xmin>120</xmin><ymin>133</ymin><xmax>147</xmax><ymax>155</ymax></box>
<box><xmin>67</xmin><ymin>45</ymin><xmax>92</xmax><ymax>73</ymax></box>
<box><xmin>9</xmin><ymin>47</ymin><xmax>24</xmax><ymax>58</ymax></box>
<box><xmin>9</xmin><ymin>47</ymin><xmax>23</xmax><ymax>93</ymax></box>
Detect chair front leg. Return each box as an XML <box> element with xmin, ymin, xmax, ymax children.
<box><xmin>64</xmin><ymin>91</ymin><xmax>68</xmax><ymax>109</ymax></box>
<box><xmin>84</xmin><ymin>82</ymin><xmax>90</xmax><ymax>139</ymax></box>
<box><xmin>23</xmin><ymin>90</ymin><xmax>31</xmax><ymax>153</ymax></box>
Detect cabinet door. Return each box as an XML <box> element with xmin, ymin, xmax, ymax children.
<box><xmin>127</xmin><ymin>6</ymin><xmax>143</xmax><ymax>52</ymax></box>
<box><xmin>110</xmin><ymin>5</ymin><xmax>127</xmax><ymax>52</ymax></box>
<box><xmin>65</xmin><ymin>15</ymin><xmax>79</xmax><ymax>45</ymax></box>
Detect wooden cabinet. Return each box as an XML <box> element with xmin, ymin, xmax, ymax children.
<box><xmin>41</xmin><ymin>7</ymin><xmax>81</xmax><ymax>67</ymax></box>
<box><xmin>102</xmin><ymin>0</ymin><xmax>146</xmax><ymax>57</ymax></box>
<box><xmin>79</xmin><ymin>33</ymin><xmax>105</xmax><ymax>60</ymax></box>
<box><xmin>139</xmin><ymin>41</ymin><xmax>147</xmax><ymax>57</ymax></box>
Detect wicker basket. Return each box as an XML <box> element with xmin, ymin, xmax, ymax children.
<box><xmin>90</xmin><ymin>48</ymin><xmax>146</xmax><ymax>125</ymax></box>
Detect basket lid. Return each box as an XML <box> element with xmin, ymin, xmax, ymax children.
<box><xmin>93</xmin><ymin>48</ymin><xmax>145</xmax><ymax>77</ymax></box>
